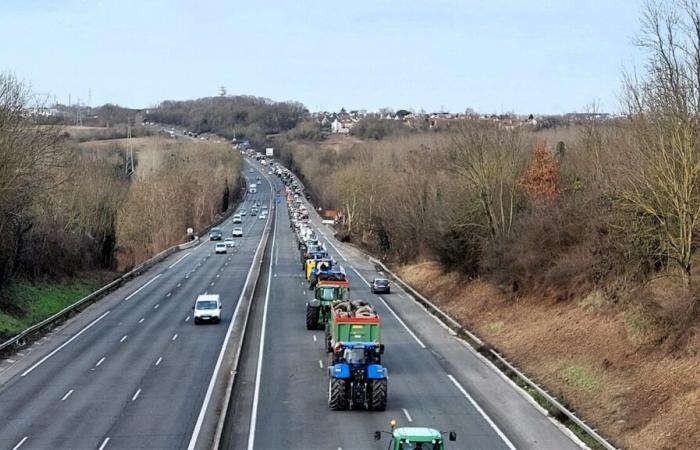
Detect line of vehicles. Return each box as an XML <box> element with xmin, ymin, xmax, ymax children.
<box><xmin>270</xmin><ymin>159</ymin><xmax>458</xmax><ymax>449</ymax></box>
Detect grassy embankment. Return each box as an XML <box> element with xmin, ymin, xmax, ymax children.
<box><xmin>0</xmin><ymin>279</ymin><xmax>102</xmax><ymax>341</ymax></box>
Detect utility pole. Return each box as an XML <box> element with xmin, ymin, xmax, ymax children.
<box><xmin>125</xmin><ymin>124</ymin><xmax>135</xmax><ymax>178</ymax></box>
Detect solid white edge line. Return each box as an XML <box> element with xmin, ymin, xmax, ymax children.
<box><xmin>247</xmin><ymin>190</ymin><xmax>278</xmax><ymax>450</ymax></box>
<box><xmin>187</xmin><ymin>191</ymin><xmax>271</xmax><ymax>450</ymax></box>
<box><xmin>12</xmin><ymin>436</ymin><xmax>28</xmax><ymax>450</ymax></box>
<box><xmin>350</xmin><ymin>266</ymin><xmax>427</xmax><ymax>349</ymax></box>
<box><xmin>98</xmin><ymin>437</ymin><xmax>110</xmax><ymax>450</ymax></box>
<box><xmin>447</xmin><ymin>374</ymin><xmax>516</xmax><ymax>450</ymax></box>
<box><xmin>168</xmin><ymin>252</ymin><xmax>191</xmax><ymax>269</ymax></box>
<box><xmin>402</xmin><ymin>408</ymin><xmax>413</xmax><ymax>423</ymax></box>
<box><xmin>61</xmin><ymin>389</ymin><xmax>74</xmax><ymax>401</ymax></box>
<box><xmin>315</xmin><ymin>226</ymin><xmax>346</xmax><ymax>261</ymax></box>
<box><xmin>350</xmin><ymin>266</ymin><xmax>371</xmax><ymax>287</ymax></box>
<box><xmin>125</xmin><ymin>274</ymin><xmax>162</xmax><ymax>301</ymax></box>
<box><xmin>375</xmin><ymin>295</ymin><xmax>426</xmax><ymax>349</ymax></box>
<box><xmin>21</xmin><ymin>310</ymin><xmax>111</xmax><ymax>377</ymax></box>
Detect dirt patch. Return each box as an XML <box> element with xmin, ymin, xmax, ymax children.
<box><xmin>399</xmin><ymin>261</ymin><xmax>699</xmax><ymax>450</ymax></box>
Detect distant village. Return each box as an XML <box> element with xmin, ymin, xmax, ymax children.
<box><xmin>312</xmin><ymin>109</ymin><xmax>618</xmax><ymax>134</ymax></box>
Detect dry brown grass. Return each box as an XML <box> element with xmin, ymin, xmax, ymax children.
<box><xmin>399</xmin><ymin>261</ymin><xmax>700</xmax><ymax>450</ymax></box>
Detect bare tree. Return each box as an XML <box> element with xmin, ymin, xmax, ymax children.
<box><xmin>621</xmin><ymin>0</ymin><xmax>700</xmax><ymax>304</ymax></box>
<box><xmin>449</xmin><ymin>122</ymin><xmax>526</xmax><ymax>241</ymax></box>
<box><xmin>0</xmin><ymin>73</ymin><xmax>71</xmax><ymax>285</ymax></box>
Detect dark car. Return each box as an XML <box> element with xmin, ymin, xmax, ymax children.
<box><xmin>370</xmin><ymin>278</ymin><xmax>391</xmax><ymax>294</ymax></box>
<box><xmin>209</xmin><ymin>228</ymin><xmax>223</xmax><ymax>241</ymax></box>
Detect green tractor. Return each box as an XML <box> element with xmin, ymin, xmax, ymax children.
<box><xmin>374</xmin><ymin>420</ymin><xmax>457</xmax><ymax>450</ymax></box>
<box><xmin>305</xmin><ymin>272</ymin><xmax>349</xmax><ymax>330</ymax></box>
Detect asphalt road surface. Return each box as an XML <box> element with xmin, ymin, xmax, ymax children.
<box><xmin>0</xmin><ymin>158</ymin><xmax>583</xmax><ymax>450</ymax></box>
<box><xmin>0</xmin><ymin>162</ymin><xmax>271</xmax><ymax>450</ymax></box>
<box><xmin>221</xmin><ymin>160</ymin><xmax>582</xmax><ymax>450</ymax></box>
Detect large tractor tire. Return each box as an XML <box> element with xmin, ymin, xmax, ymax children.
<box><xmin>368</xmin><ymin>379</ymin><xmax>388</xmax><ymax>411</ymax></box>
<box><xmin>305</xmin><ymin>305</ymin><xmax>319</xmax><ymax>330</ymax></box>
<box><xmin>328</xmin><ymin>378</ymin><xmax>349</xmax><ymax>410</ymax></box>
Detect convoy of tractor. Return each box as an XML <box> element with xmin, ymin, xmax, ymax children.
<box><xmin>267</xmin><ymin>158</ymin><xmax>457</xmax><ymax>447</ymax></box>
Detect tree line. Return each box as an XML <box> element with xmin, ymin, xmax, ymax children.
<box><xmin>146</xmin><ymin>96</ymin><xmax>308</xmax><ymax>147</ymax></box>
<box><xmin>280</xmin><ymin>1</ymin><xmax>700</xmax><ymax>319</ymax></box>
<box><xmin>0</xmin><ymin>73</ymin><xmax>241</xmax><ymax>294</ymax></box>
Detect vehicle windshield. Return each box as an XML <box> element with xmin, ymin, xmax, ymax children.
<box><xmin>343</xmin><ymin>348</ymin><xmax>365</xmax><ymax>364</ymax></box>
<box><xmin>318</xmin><ymin>286</ymin><xmax>348</xmax><ymax>301</ymax></box>
<box><xmin>211</xmin><ymin>229</ymin><xmax>221</xmax><ymax>234</ymax></box>
<box><xmin>196</xmin><ymin>301</ymin><xmax>218</xmax><ymax>310</ymax></box>
<box><xmin>399</xmin><ymin>441</ymin><xmax>441</xmax><ymax>450</ymax></box>
<box><xmin>375</xmin><ymin>279</ymin><xmax>389</xmax><ymax>286</ymax></box>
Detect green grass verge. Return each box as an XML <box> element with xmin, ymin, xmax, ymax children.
<box><xmin>0</xmin><ymin>279</ymin><xmax>102</xmax><ymax>341</ymax></box>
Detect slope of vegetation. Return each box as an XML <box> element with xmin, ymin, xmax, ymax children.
<box><xmin>0</xmin><ymin>279</ymin><xmax>102</xmax><ymax>339</ymax></box>
<box><xmin>277</xmin><ymin>3</ymin><xmax>700</xmax><ymax>448</ymax></box>
<box><xmin>0</xmin><ymin>74</ymin><xmax>242</xmax><ymax>341</ymax></box>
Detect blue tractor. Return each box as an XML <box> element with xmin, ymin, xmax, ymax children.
<box><xmin>328</xmin><ymin>342</ymin><xmax>387</xmax><ymax>411</ymax></box>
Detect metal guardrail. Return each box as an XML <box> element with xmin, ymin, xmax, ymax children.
<box><xmin>279</xmin><ymin>161</ymin><xmax>617</xmax><ymax>450</ymax></box>
<box><xmin>212</xmin><ymin>163</ymin><xmax>276</xmax><ymax>449</ymax></box>
<box><xmin>369</xmin><ymin>257</ymin><xmax>617</xmax><ymax>450</ymax></box>
<box><xmin>0</xmin><ymin>245</ymin><xmax>177</xmax><ymax>353</ymax></box>
<box><xmin>0</xmin><ymin>178</ymin><xmax>248</xmax><ymax>355</ymax></box>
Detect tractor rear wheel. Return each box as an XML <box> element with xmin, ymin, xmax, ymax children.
<box><xmin>305</xmin><ymin>305</ymin><xmax>319</xmax><ymax>330</ymax></box>
<box><xmin>368</xmin><ymin>379</ymin><xmax>387</xmax><ymax>411</ymax></box>
<box><xmin>328</xmin><ymin>378</ymin><xmax>348</xmax><ymax>410</ymax></box>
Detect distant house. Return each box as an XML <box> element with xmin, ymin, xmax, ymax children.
<box><xmin>331</xmin><ymin>118</ymin><xmax>353</xmax><ymax>134</ymax></box>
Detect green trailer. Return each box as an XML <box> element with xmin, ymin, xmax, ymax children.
<box><xmin>325</xmin><ymin>300</ymin><xmax>381</xmax><ymax>353</ymax></box>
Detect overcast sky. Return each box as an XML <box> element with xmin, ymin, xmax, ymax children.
<box><xmin>1</xmin><ymin>0</ymin><xmax>645</xmax><ymax>114</ymax></box>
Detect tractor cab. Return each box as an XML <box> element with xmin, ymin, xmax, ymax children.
<box><xmin>374</xmin><ymin>421</ymin><xmax>457</xmax><ymax>450</ymax></box>
<box><xmin>305</xmin><ymin>255</ymin><xmax>332</xmax><ymax>281</ymax></box>
<box><xmin>306</xmin><ymin>270</ymin><xmax>349</xmax><ymax>330</ymax></box>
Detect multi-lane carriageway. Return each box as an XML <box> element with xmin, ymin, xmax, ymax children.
<box><xmin>0</xmin><ymin>160</ymin><xmax>581</xmax><ymax>450</ymax></box>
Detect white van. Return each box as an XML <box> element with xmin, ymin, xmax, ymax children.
<box><xmin>193</xmin><ymin>294</ymin><xmax>222</xmax><ymax>324</ymax></box>
<box><xmin>249</xmin><ymin>183</ymin><xmax>257</xmax><ymax>194</ymax></box>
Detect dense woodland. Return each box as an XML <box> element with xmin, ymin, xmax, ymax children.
<box><xmin>145</xmin><ymin>96</ymin><xmax>307</xmax><ymax>146</ymax></box>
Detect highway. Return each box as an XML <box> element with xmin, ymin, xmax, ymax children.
<box><xmin>0</xmin><ymin>162</ymin><xmax>272</xmax><ymax>450</ymax></box>
<box><xmin>0</xmin><ymin>157</ymin><xmax>582</xmax><ymax>450</ymax></box>
<box><xmin>221</xmin><ymin>161</ymin><xmax>582</xmax><ymax>449</ymax></box>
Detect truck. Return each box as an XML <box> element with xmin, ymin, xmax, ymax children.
<box><xmin>306</xmin><ymin>271</ymin><xmax>349</xmax><ymax>330</ymax></box>
<box><xmin>249</xmin><ymin>183</ymin><xmax>257</xmax><ymax>194</ymax></box>
<box><xmin>374</xmin><ymin>420</ymin><xmax>457</xmax><ymax>450</ymax></box>
<box><xmin>326</xmin><ymin>300</ymin><xmax>386</xmax><ymax>411</ymax></box>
